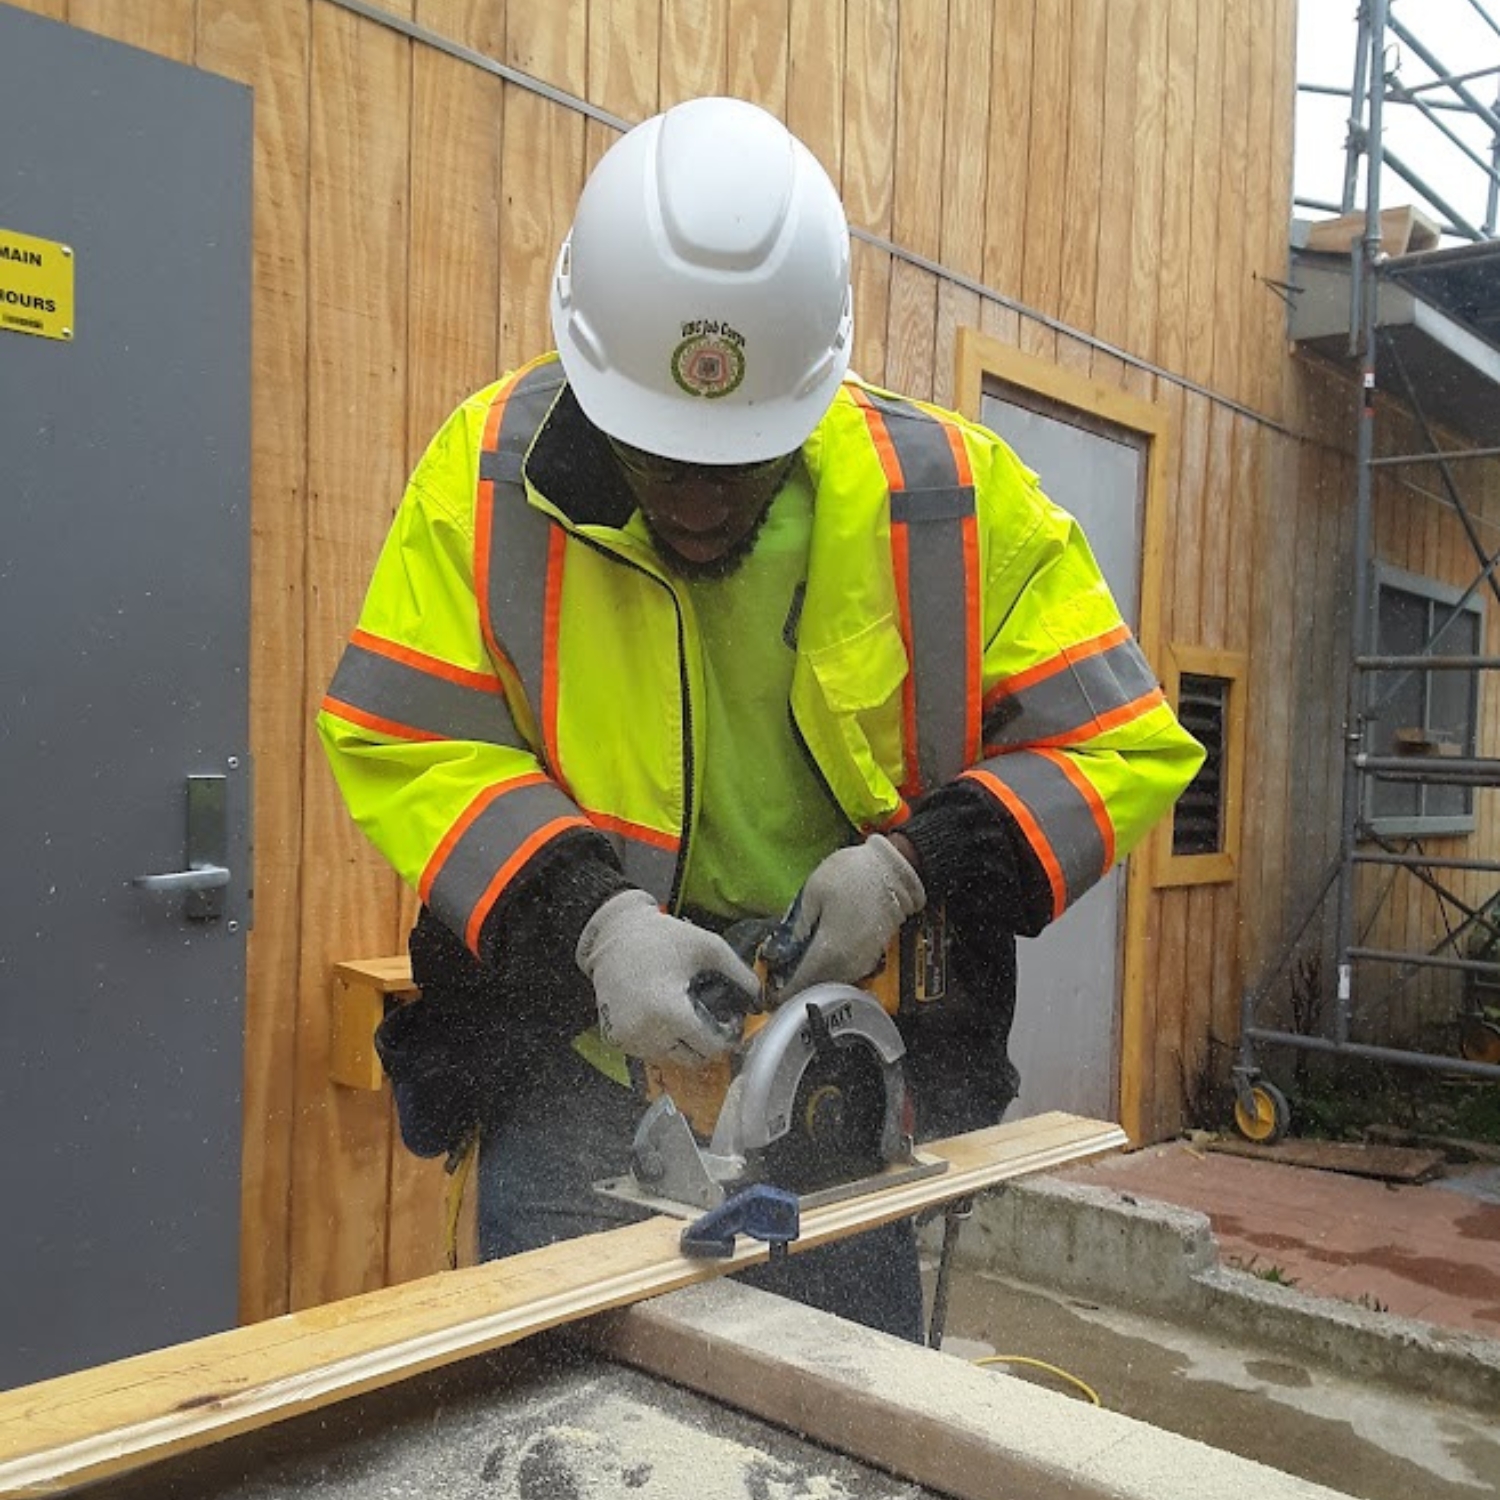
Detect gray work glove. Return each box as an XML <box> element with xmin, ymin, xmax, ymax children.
<box><xmin>777</xmin><ymin>834</ymin><xmax>926</xmax><ymax>998</ymax></box>
<box><xmin>575</xmin><ymin>890</ymin><xmax>759</xmax><ymax>1066</ymax></box>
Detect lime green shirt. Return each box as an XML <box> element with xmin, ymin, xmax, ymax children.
<box><xmin>670</xmin><ymin>467</ymin><xmax>853</xmax><ymax>920</ymax></box>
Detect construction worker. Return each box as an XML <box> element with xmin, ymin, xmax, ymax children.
<box><xmin>318</xmin><ymin>97</ymin><xmax>1204</xmax><ymax>1342</ymax></box>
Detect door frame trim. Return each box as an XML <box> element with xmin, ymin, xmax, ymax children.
<box><xmin>955</xmin><ymin>328</ymin><xmax>1174</xmax><ymax>1145</ymax></box>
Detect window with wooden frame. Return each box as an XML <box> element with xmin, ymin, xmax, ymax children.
<box><xmin>1155</xmin><ymin>644</ymin><xmax>1247</xmax><ymax>886</ymax></box>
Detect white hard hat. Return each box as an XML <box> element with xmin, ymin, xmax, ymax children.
<box><xmin>550</xmin><ymin>96</ymin><xmax>853</xmax><ymax>465</ymax></box>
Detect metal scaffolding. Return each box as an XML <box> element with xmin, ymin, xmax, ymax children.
<box><xmin>1236</xmin><ymin>0</ymin><xmax>1500</xmax><ymax>1136</ymax></box>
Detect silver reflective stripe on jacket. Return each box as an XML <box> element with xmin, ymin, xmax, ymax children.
<box><xmin>477</xmin><ymin>367</ymin><xmax>679</xmax><ymax>903</ymax></box>
<box><xmin>326</xmin><ymin>633</ymin><xmax>523</xmax><ymax>746</ymax></box>
<box><xmin>856</xmin><ymin>388</ymin><xmax>980</xmax><ymax>794</ymax></box>
<box><xmin>983</xmin><ymin>630</ymin><xmax>1162</xmax><ymax>750</ymax></box>
<box><xmin>966</xmin><ymin>752</ymin><xmax>1113</xmax><ymax>920</ymax></box>
<box><xmin>425</xmin><ymin>775</ymin><xmax>593</xmax><ymax>951</ymax></box>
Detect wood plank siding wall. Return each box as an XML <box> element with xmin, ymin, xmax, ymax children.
<box><xmin>12</xmin><ymin>0</ymin><xmax>1497</xmax><ymax>1323</ymax></box>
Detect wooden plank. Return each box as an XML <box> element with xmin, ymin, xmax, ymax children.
<box><xmin>979</xmin><ymin>296</ymin><xmax>1022</xmax><ymax>368</ymax></box>
<box><xmin>1210</xmin><ymin>421</ymin><xmax>1257</xmax><ymax>1056</ymax></box>
<box><xmin>290</xmin><ymin>0</ymin><xmax>413</xmax><ymax>1311</ymax></box>
<box><xmin>933</xmin><ymin>281</ymin><xmax>981</xmax><ymax>411</ymax></box>
<box><xmin>727</xmin><ymin>0</ymin><xmax>790</xmax><ymax>119</ymax></box>
<box><xmin>1018</xmin><ymin>0</ymin><xmax>1070</xmax><ymax>363</ymax></box>
<box><xmin>661</xmin><ymin>0</ymin><xmax>728</xmax><ymax>106</ymax></box>
<box><xmin>66</xmin><ymin>0</ymin><xmax>195</xmax><ymax>59</ymax></box>
<box><xmin>499</xmin><ymin>89</ymin><xmax>586</xmax><ymax>370</ymax></box>
<box><xmin>1057</xmin><ymin>0</ymin><xmax>1105</xmax><ymax>376</ymax></box>
<box><xmin>1206</xmin><ymin>1137</ymin><xmax>1448</xmax><ymax>1183</ymax></box>
<box><xmin>586</xmin><ymin>0</ymin><xmax>657</xmax><ymax>176</ymax></box>
<box><xmin>1215</xmin><ymin>0</ymin><xmax>1250</xmax><ymax>405</ymax></box>
<box><xmin>1244</xmin><ymin>429</ymin><xmax>1296</xmax><ymax>986</ymax></box>
<box><xmin>1198</xmin><ymin>401</ymin><xmax>1233</xmax><ymax>650</ymax></box>
<box><xmin>407</xmin><ymin>5</ymin><xmax>501</xmax><ymax>461</ymax></box>
<box><xmin>884</xmin><ymin>259</ymin><xmax>939</xmax><ymax>401</ymax></box>
<box><xmin>1124</xmin><ymin>0</ymin><xmax>1167</xmax><ymax>399</ymax></box>
<box><xmin>851</xmin><ymin>238</ymin><xmax>894</xmax><ymax>387</ymax></box>
<box><xmin>500</xmin><ymin>1</ymin><xmax>586</xmax><ymax>367</ymax></box>
<box><xmin>1303</xmin><ymin>205</ymin><xmax>1441</xmax><ymax>258</ymax></box>
<box><xmin>1242</xmin><ymin>0</ymin><xmax>1277</xmax><ymax>417</ymax></box>
<box><xmin>1092</xmin><ymin>0</ymin><xmax>1139</xmax><ymax>384</ymax></box>
<box><xmin>588</xmin><ymin>0</ymin><xmax>658</xmax><ymax>117</ymax></box>
<box><xmin>786</xmin><ymin>0</ymin><xmax>844</xmax><ymax>185</ymax></box>
<box><xmin>981</xmin><ymin>0</ymin><xmax>1035</xmax><ymax>302</ymax></box>
<box><xmin>195</xmin><ymin>0</ymin><xmax>312</xmax><ymax>1328</ymax></box>
<box><xmin>891</xmin><ymin>0</ymin><xmax>947</xmax><ymax>263</ymax></box>
<box><xmin>2</xmin><ymin>0</ymin><xmax>67</xmax><ymax>19</ymax></box>
<box><xmin>939</xmin><ymin>0</ymin><xmax>992</xmax><ymax>283</ymax></box>
<box><xmin>504</xmin><ymin>0</ymin><xmax>585</xmax><ymax>89</ymax></box>
<box><xmin>1154</xmin><ymin>0</ymin><xmax>1196</xmax><ymax>382</ymax></box>
<box><xmin>1262</xmin><ymin>0</ymin><xmax>1297</xmax><ymax>425</ymax></box>
<box><xmin>843</xmin><ymin>0</ymin><xmax>896</xmax><ymax>383</ymax></box>
<box><xmin>1183</xmin><ymin>0</ymin><xmax>1223</xmax><ymax>390</ymax></box>
<box><xmin>0</xmin><ymin>1113</ymin><xmax>1128</xmax><ymax>1497</ymax></box>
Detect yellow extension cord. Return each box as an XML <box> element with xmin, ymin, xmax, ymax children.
<box><xmin>973</xmin><ymin>1354</ymin><xmax>1102</xmax><ymax>1407</ymax></box>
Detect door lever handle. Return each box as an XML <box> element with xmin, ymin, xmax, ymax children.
<box><xmin>135</xmin><ymin>774</ymin><xmax>232</xmax><ymax>920</ymax></box>
<box><xmin>133</xmin><ymin>863</ymin><xmax>231</xmax><ymax>894</ymax></box>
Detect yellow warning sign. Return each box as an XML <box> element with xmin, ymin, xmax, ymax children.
<box><xmin>0</xmin><ymin>227</ymin><xmax>74</xmax><ymax>342</ymax></box>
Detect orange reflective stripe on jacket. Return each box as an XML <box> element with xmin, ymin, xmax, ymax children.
<box><xmin>850</xmin><ymin>385</ymin><xmax>983</xmax><ymax>799</ymax></box>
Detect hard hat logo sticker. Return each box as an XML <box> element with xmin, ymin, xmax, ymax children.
<box><xmin>672</xmin><ymin>321</ymin><xmax>747</xmax><ymax>399</ymax></box>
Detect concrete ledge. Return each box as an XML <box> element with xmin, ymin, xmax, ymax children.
<box><xmin>941</xmin><ymin>1175</ymin><xmax>1500</xmax><ymax>1410</ymax></box>
<box><xmin>593</xmin><ymin>1279</ymin><xmax>1360</xmax><ymax>1500</ymax></box>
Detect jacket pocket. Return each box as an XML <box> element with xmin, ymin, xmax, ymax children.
<box><xmin>374</xmin><ymin>995</ymin><xmax>490</xmax><ymax>1159</ymax></box>
<box><xmin>804</xmin><ymin>613</ymin><xmax>908</xmax><ymax>714</ymax></box>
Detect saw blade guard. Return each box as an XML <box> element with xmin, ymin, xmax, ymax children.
<box><xmin>709</xmin><ymin>983</ymin><xmax>909</xmax><ymax>1163</ymax></box>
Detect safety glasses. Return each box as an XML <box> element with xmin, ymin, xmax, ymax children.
<box><xmin>609</xmin><ymin>438</ymin><xmax>795</xmax><ymax>488</ymax></box>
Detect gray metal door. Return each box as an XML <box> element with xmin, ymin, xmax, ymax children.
<box><xmin>981</xmin><ymin>395</ymin><xmax>1145</xmax><ymax>1122</ymax></box>
<box><xmin>0</xmin><ymin>10</ymin><xmax>251</xmax><ymax>1387</ymax></box>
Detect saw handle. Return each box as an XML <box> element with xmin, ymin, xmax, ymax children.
<box><xmin>687</xmin><ymin>967</ymin><xmax>759</xmax><ymax>1027</ymax></box>
<box><xmin>680</xmin><ymin>1183</ymin><xmax>801</xmax><ymax>1260</ymax></box>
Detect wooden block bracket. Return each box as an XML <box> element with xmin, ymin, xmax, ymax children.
<box><xmin>329</xmin><ymin>956</ymin><xmax>418</xmax><ymax>1091</ymax></box>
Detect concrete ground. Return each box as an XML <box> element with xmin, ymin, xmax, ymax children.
<box><xmin>923</xmin><ymin>1143</ymin><xmax>1500</xmax><ymax>1499</ymax></box>
<box><xmin>931</xmin><ymin>1270</ymin><xmax>1500</xmax><ymax>1500</ymax></box>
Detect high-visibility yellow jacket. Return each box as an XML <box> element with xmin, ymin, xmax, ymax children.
<box><xmin>318</xmin><ymin>355</ymin><xmax>1204</xmax><ymax>958</ymax></box>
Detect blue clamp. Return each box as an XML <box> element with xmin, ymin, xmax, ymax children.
<box><xmin>680</xmin><ymin>1183</ymin><xmax>801</xmax><ymax>1261</ymax></box>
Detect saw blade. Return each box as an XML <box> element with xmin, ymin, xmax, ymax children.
<box><xmin>749</xmin><ymin>1032</ymin><xmax>890</xmax><ymax>1194</ymax></box>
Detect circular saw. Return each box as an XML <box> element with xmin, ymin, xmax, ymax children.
<box><xmin>596</xmin><ymin>982</ymin><xmax>946</xmax><ymax>1221</ymax></box>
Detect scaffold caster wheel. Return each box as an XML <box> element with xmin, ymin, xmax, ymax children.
<box><xmin>1233</xmin><ymin>1082</ymin><xmax>1290</xmax><ymax>1144</ymax></box>
<box><xmin>1459</xmin><ymin>1017</ymin><xmax>1500</xmax><ymax>1066</ymax></box>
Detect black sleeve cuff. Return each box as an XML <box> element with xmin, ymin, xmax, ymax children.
<box><xmin>475</xmin><ymin>829</ymin><xmax>633</xmax><ymax>972</ymax></box>
<box><xmin>900</xmin><ymin>779</ymin><xmax>1054</xmax><ymax>937</ymax></box>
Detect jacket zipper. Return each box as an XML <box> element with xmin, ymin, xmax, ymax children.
<box><xmin>568</xmin><ymin>531</ymin><xmax>694</xmax><ymax>911</ymax></box>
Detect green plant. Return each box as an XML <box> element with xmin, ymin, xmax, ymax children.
<box><xmin>1226</xmin><ymin>1254</ymin><xmax>1299</xmax><ymax>1287</ymax></box>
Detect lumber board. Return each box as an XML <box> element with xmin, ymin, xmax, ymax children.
<box><xmin>0</xmin><ymin>1112</ymin><xmax>1125</xmax><ymax>1498</ymax></box>
<box><xmin>594</xmin><ymin>1280</ymin><xmax>1358</xmax><ymax>1500</ymax></box>
<box><xmin>1205</xmin><ymin>1137</ymin><xmax>1447</xmax><ymax>1183</ymax></box>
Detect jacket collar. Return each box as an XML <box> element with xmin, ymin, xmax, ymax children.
<box><xmin>523</xmin><ymin>381</ymin><xmax>638</xmax><ymax>529</ymax></box>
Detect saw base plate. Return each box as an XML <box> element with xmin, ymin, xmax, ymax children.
<box><xmin>593</xmin><ymin>1150</ymin><xmax>949</xmax><ymax>1223</ymax></box>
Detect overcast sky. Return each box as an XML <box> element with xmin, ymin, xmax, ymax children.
<box><xmin>1294</xmin><ymin>0</ymin><xmax>1500</xmax><ymax>240</ymax></box>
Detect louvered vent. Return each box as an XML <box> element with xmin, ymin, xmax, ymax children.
<box><xmin>1173</xmin><ymin>673</ymin><xmax>1228</xmax><ymax>856</ymax></box>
